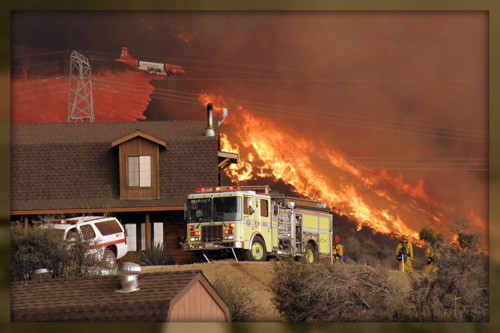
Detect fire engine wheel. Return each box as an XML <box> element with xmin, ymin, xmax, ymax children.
<box><xmin>303</xmin><ymin>242</ymin><xmax>318</xmax><ymax>263</ymax></box>
<box><xmin>103</xmin><ymin>248</ymin><xmax>117</xmax><ymax>268</ymax></box>
<box><xmin>246</xmin><ymin>236</ymin><xmax>267</xmax><ymax>261</ymax></box>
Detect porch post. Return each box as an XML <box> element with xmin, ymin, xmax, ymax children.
<box><xmin>145</xmin><ymin>213</ymin><xmax>151</xmax><ymax>251</ymax></box>
<box><xmin>23</xmin><ymin>216</ymin><xmax>29</xmax><ymax>232</ymax></box>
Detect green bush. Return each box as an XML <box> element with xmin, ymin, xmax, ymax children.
<box><xmin>121</xmin><ymin>243</ymin><xmax>175</xmax><ymax>266</ymax></box>
<box><xmin>143</xmin><ymin>243</ymin><xmax>175</xmax><ymax>265</ymax></box>
<box><xmin>10</xmin><ymin>221</ymin><xmax>105</xmax><ymax>281</ymax></box>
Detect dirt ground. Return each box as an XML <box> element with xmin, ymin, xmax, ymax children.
<box><xmin>142</xmin><ymin>260</ymin><xmax>285</xmax><ymax>321</ymax></box>
<box><xmin>141</xmin><ymin>259</ymin><xmax>413</xmax><ymax>322</ymax></box>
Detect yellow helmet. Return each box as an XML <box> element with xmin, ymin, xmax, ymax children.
<box><xmin>402</xmin><ymin>234</ymin><xmax>409</xmax><ymax>240</ymax></box>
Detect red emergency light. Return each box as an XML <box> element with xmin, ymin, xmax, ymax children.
<box><xmin>56</xmin><ymin>219</ymin><xmax>78</xmax><ymax>225</ymax></box>
<box><xmin>195</xmin><ymin>186</ymin><xmax>241</xmax><ymax>192</ymax></box>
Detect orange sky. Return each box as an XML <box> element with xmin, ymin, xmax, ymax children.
<box><xmin>10</xmin><ymin>11</ymin><xmax>489</xmax><ymax>246</ymax></box>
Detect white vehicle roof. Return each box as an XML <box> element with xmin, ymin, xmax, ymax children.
<box><xmin>50</xmin><ymin>216</ymin><xmax>118</xmax><ymax>230</ymax></box>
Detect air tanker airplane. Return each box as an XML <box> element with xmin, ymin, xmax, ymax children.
<box><xmin>114</xmin><ymin>46</ymin><xmax>186</xmax><ymax>76</ymax></box>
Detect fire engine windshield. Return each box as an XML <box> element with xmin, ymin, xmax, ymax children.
<box><xmin>187</xmin><ymin>198</ymin><xmax>212</xmax><ymax>222</ymax></box>
<box><xmin>187</xmin><ymin>196</ymin><xmax>242</xmax><ymax>222</ymax></box>
<box><xmin>214</xmin><ymin>196</ymin><xmax>241</xmax><ymax>222</ymax></box>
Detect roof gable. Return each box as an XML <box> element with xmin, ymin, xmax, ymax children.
<box><xmin>11</xmin><ymin>121</ymin><xmax>220</xmax><ymax>212</ymax></box>
<box><xmin>111</xmin><ymin>130</ymin><xmax>167</xmax><ymax>148</ymax></box>
<box><xmin>11</xmin><ymin>270</ymin><xmax>230</xmax><ymax>322</ymax></box>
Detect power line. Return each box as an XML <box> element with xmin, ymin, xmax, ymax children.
<box><xmin>12</xmin><ymin>58</ymin><xmax>487</xmax><ymax>143</ymax></box>
<box><xmin>246</xmin><ymin>155</ymin><xmax>488</xmax><ymax>160</ymax></box>
<box><xmin>12</xmin><ymin>90</ymin><xmax>67</xmax><ymax>102</ymax></box>
<box><xmin>12</xmin><ymin>83</ymin><xmax>67</xmax><ymax>94</ymax></box>
<box><xmin>228</xmin><ymin>163</ymin><xmax>488</xmax><ymax>172</ymax></box>
<box><xmin>11</xmin><ymin>60</ymin><xmax>69</xmax><ymax>69</ymax></box>
<box><xmin>94</xmin><ymin>77</ymin><xmax>485</xmax><ymax>138</ymax></box>
<box><xmin>90</xmin><ymin>79</ymin><xmax>487</xmax><ymax>143</ymax></box>
<box><xmin>93</xmin><ymin>77</ymin><xmax>482</xmax><ymax>136</ymax></box>
<box><xmin>11</xmin><ymin>76</ymin><xmax>67</xmax><ymax>88</ymax></box>
<box><xmin>11</xmin><ymin>50</ymin><xmax>73</xmax><ymax>58</ymax></box>
<box><xmin>69</xmin><ymin>50</ymin><xmax>487</xmax><ymax>94</ymax></box>
<box><xmin>83</xmin><ymin>49</ymin><xmax>484</xmax><ymax>85</ymax></box>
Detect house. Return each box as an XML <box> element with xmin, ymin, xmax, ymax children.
<box><xmin>10</xmin><ymin>111</ymin><xmax>237</xmax><ymax>263</ymax></box>
<box><xmin>11</xmin><ymin>270</ymin><xmax>231</xmax><ymax>322</ymax></box>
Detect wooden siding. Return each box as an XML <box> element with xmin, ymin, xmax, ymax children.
<box><xmin>168</xmin><ymin>281</ymin><xmax>229</xmax><ymax>322</ymax></box>
<box><xmin>163</xmin><ymin>220</ymin><xmax>194</xmax><ymax>264</ymax></box>
<box><xmin>118</xmin><ymin>137</ymin><xmax>160</xmax><ymax>200</ymax></box>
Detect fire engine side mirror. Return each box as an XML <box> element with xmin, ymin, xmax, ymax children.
<box><xmin>247</xmin><ymin>197</ymin><xmax>254</xmax><ymax>214</ymax></box>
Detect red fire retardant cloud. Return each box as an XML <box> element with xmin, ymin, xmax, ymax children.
<box><xmin>11</xmin><ymin>71</ymin><xmax>161</xmax><ymax>123</ymax></box>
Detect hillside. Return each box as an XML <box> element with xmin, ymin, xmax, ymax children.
<box><xmin>141</xmin><ymin>259</ymin><xmax>412</xmax><ymax>322</ymax></box>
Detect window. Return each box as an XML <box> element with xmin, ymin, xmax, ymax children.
<box><xmin>214</xmin><ymin>197</ymin><xmax>241</xmax><ymax>221</ymax></box>
<box><xmin>94</xmin><ymin>220</ymin><xmax>123</xmax><ymax>236</ymax></box>
<box><xmin>66</xmin><ymin>228</ymin><xmax>80</xmax><ymax>241</ymax></box>
<box><xmin>187</xmin><ymin>198</ymin><xmax>212</xmax><ymax>223</ymax></box>
<box><xmin>128</xmin><ymin>156</ymin><xmax>151</xmax><ymax>187</ymax></box>
<box><xmin>153</xmin><ymin>222</ymin><xmax>163</xmax><ymax>246</ymax></box>
<box><xmin>260</xmin><ymin>199</ymin><xmax>269</xmax><ymax>217</ymax></box>
<box><xmin>80</xmin><ymin>225</ymin><xmax>96</xmax><ymax>240</ymax></box>
<box><xmin>243</xmin><ymin>196</ymin><xmax>254</xmax><ymax>215</ymax></box>
<box><xmin>125</xmin><ymin>224</ymin><xmax>137</xmax><ymax>251</ymax></box>
<box><xmin>139</xmin><ymin>222</ymin><xmax>164</xmax><ymax>250</ymax></box>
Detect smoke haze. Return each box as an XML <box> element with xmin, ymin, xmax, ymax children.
<box><xmin>11</xmin><ymin>11</ymin><xmax>488</xmax><ymax>245</ymax></box>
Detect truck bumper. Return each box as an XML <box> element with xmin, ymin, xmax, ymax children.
<box><xmin>182</xmin><ymin>241</ymin><xmax>243</xmax><ymax>251</ymax></box>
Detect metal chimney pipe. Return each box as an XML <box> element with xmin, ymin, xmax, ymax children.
<box><xmin>32</xmin><ymin>268</ymin><xmax>52</xmax><ymax>281</ymax></box>
<box><xmin>115</xmin><ymin>262</ymin><xmax>141</xmax><ymax>293</ymax></box>
<box><xmin>205</xmin><ymin>103</ymin><xmax>215</xmax><ymax>137</ymax></box>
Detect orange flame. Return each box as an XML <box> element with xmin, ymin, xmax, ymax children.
<box><xmin>200</xmin><ymin>93</ymin><xmax>487</xmax><ymax>246</ymax></box>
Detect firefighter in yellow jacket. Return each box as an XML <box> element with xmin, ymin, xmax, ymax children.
<box><xmin>425</xmin><ymin>245</ymin><xmax>439</xmax><ymax>274</ymax></box>
<box><xmin>332</xmin><ymin>235</ymin><xmax>344</xmax><ymax>262</ymax></box>
<box><xmin>395</xmin><ymin>234</ymin><xmax>413</xmax><ymax>272</ymax></box>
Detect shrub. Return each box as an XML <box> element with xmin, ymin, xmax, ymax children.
<box><xmin>270</xmin><ymin>261</ymin><xmax>402</xmax><ymax>322</ymax></box>
<box><xmin>406</xmin><ymin>241</ymin><xmax>488</xmax><ymax>321</ymax></box>
<box><xmin>121</xmin><ymin>250</ymin><xmax>146</xmax><ymax>265</ymax></box>
<box><xmin>143</xmin><ymin>243</ymin><xmax>168</xmax><ymax>265</ymax></box>
<box><xmin>343</xmin><ymin>236</ymin><xmax>362</xmax><ymax>262</ymax></box>
<box><xmin>10</xmin><ymin>221</ymin><xmax>105</xmax><ymax>281</ymax></box>
<box><xmin>212</xmin><ymin>275</ymin><xmax>261</xmax><ymax>322</ymax></box>
<box><xmin>121</xmin><ymin>243</ymin><xmax>175</xmax><ymax>266</ymax></box>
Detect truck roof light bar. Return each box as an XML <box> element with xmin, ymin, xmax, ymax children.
<box><xmin>195</xmin><ymin>186</ymin><xmax>241</xmax><ymax>192</ymax></box>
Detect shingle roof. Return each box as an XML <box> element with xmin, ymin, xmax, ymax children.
<box><xmin>11</xmin><ymin>270</ymin><xmax>224</xmax><ymax>322</ymax></box>
<box><xmin>11</xmin><ymin>121</ymin><xmax>215</xmax><ymax>145</ymax></box>
<box><xmin>11</xmin><ymin>121</ymin><xmax>220</xmax><ymax>212</ymax></box>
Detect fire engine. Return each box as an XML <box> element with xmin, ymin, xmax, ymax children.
<box><xmin>182</xmin><ymin>186</ymin><xmax>334</xmax><ymax>263</ymax></box>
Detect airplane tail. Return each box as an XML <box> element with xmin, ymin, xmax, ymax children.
<box><xmin>115</xmin><ymin>46</ymin><xmax>136</xmax><ymax>62</ymax></box>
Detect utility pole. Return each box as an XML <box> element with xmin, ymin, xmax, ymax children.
<box><xmin>67</xmin><ymin>50</ymin><xmax>95</xmax><ymax>122</ymax></box>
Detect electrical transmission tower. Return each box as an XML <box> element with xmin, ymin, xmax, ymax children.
<box><xmin>67</xmin><ymin>50</ymin><xmax>95</xmax><ymax>122</ymax></box>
